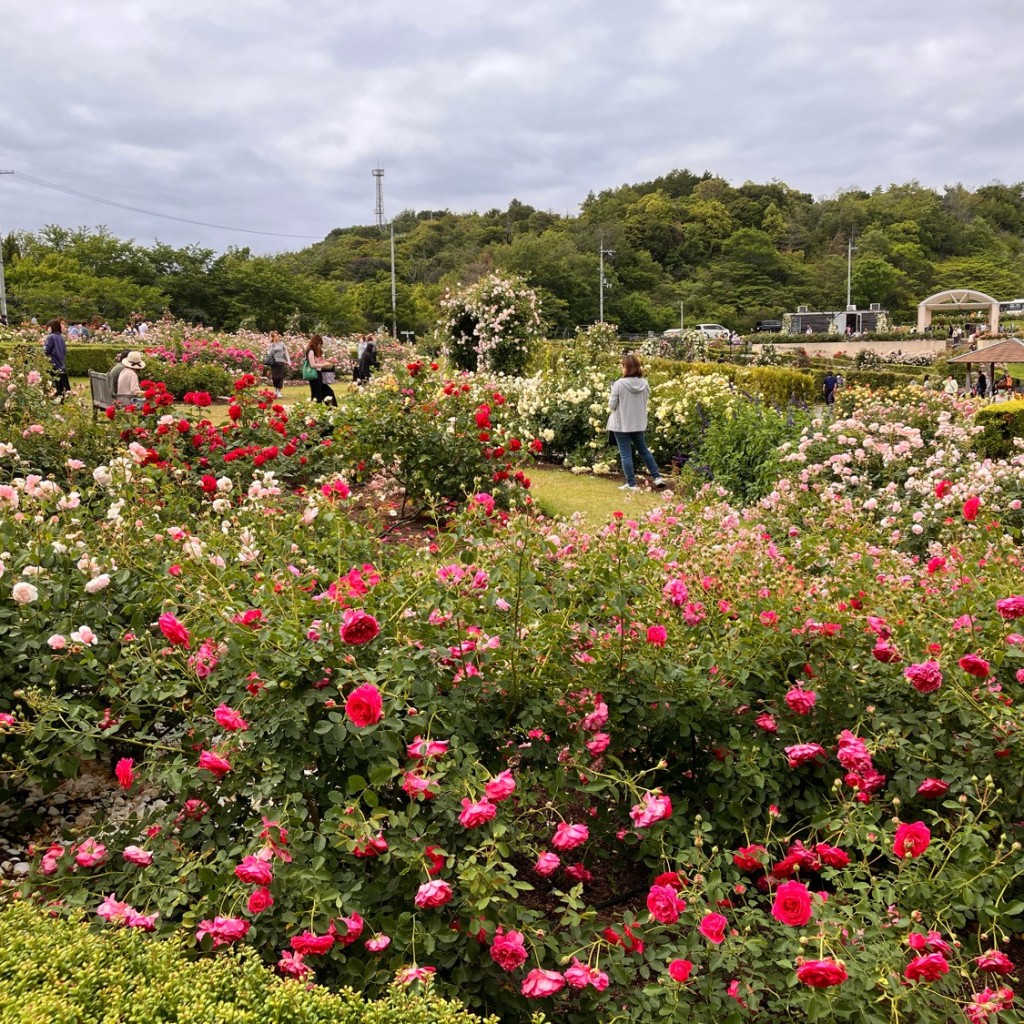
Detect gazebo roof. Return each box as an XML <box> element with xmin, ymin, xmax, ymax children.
<box><xmin>948</xmin><ymin>338</ymin><xmax>1024</xmax><ymax>364</ymax></box>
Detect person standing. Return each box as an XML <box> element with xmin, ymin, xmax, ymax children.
<box><xmin>303</xmin><ymin>334</ymin><xmax>336</xmax><ymax>405</ymax></box>
<box><xmin>943</xmin><ymin>375</ymin><xmax>959</xmax><ymax>397</ymax></box>
<box><xmin>264</xmin><ymin>332</ymin><xmax>289</xmax><ymax>398</ymax></box>
<box><xmin>354</xmin><ymin>339</ymin><xmax>377</xmax><ymax>384</ymax></box>
<box><xmin>822</xmin><ymin>371</ymin><xmax>838</xmax><ymax>406</ymax></box>
<box><xmin>977</xmin><ymin>370</ymin><xmax>987</xmax><ymax>398</ymax></box>
<box><xmin>607</xmin><ymin>353</ymin><xmax>664</xmax><ymax>491</ymax></box>
<box><xmin>43</xmin><ymin>319</ymin><xmax>71</xmax><ymax>400</ymax></box>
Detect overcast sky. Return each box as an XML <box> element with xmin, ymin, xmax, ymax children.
<box><xmin>2</xmin><ymin>0</ymin><xmax>1022</xmax><ymax>254</ymax></box>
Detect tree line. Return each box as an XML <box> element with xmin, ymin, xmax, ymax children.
<box><xmin>4</xmin><ymin>170</ymin><xmax>1024</xmax><ymax>335</ymax></box>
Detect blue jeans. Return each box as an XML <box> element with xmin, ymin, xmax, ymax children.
<box><xmin>613</xmin><ymin>431</ymin><xmax>660</xmax><ymax>486</ymax></box>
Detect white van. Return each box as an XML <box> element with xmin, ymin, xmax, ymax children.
<box><xmin>696</xmin><ymin>323</ymin><xmax>729</xmax><ymax>339</ymax></box>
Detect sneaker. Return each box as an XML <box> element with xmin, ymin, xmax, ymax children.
<box><xmin>653</xmin><ymin>477</ymin><xmax>666</xmax><ymax>487</ymax></box>
<box><xmin>618</xmin><ymin>483</ymin><xmax>639</xmax><ymax>491</ymax></box>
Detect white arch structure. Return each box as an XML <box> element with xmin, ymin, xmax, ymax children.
<box><xmin>917</xmin><ymin>288</ymin><xmax>1000</xmax><ymax>333</ymax></box>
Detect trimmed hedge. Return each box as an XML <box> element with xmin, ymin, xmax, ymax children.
<box><xmin>0</xmin><ymin>901</ymin><xmax>507</xmax><ymax>1024</ymax></box>
<box><xmin>151</xmin><ymin>361</ymin><xmax>235</xmax><ymax>399</ymax></box>
<box><xmin>973</xmin><ymin>399</ymin><xmax>1024</xmax><ymax>459</ymax></box>
<box><xmin>646</xmin><ymin>358</ymin><xmax>817</xmax><ymax>405</ymax></box>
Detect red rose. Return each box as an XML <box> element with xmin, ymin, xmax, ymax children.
<box><xmin>771</xmin><ymin>880</ymin><xmax>813</xmax><ymax>927</ymax></box>
<box><xmin>667</xmin><ymin>958</ymin><xmax>693</xmax><ymax>982</ymax></box>
<box><xmin>893</xmin><ymin>821</ymin><xmax>931</xmax><ymax>859</ymax></box>
<box><xmin>916</xmin><ymin>778</ymin><xmax>949</xmax><ymax>798</ymax></box>
<box><xmin>963</xmin><ymin>495</ymin><xmax>981</xmax><ymax>521</ymax></box>
<box><xmin>934</xmin><ymin>479</ymin><xmax>951</xmax><ymax>498</ymax></box>
<box><xmin>115</xmin><ymin>757</ymin><xmax>135</xmax><ymax>790</ymax></box>
<box><xmin>796</xmin><ymin>958</ymin><xmax>848</xmax><ymax>988</ymax></box>
<box><xmin>958</xmin><ymin>653</ymin><xmax>991</xmax><ymax>678</ymax></box>
<box><xmin>904</xmin><ymin>952</ymin><xmax>950</xmax><ymax>982</ymax></box>
<box><xmin>815</xmin><ymin>843</ymin><xmax>850</xmax><ymax>869</ymax></box>
<box><xmin>290</xmin><ymin>930</ymin><xmax>335</xmax><ymax>955</ymax></box>
<box><xmin>247</xmin><ymin>887</ymin><xmax>274</xmax><ymax>914</ymax></box>
<box><xmin>733</xmin><ymin>844</ymin><xmax>766</xmax><ymax>872</ymax></box>
<box><xmin>975</xmin><ymin>950</ymin><xmax>1014</xmax><ymax>974</ymax></box>
<box><xmin>345</xmin><ymin>683</ymin><xmax>383</xmax><ymax>728</ymax></box>
<box><xmin>339</xmin><ymin>608</ymin><xmax>380</xmax><ymax>645</ymax></box>
<box><xmin>646</xmin><ymin>884</ymin><xmax>686</xmax><ymax>924</ymax></box>
<box><xmin>698</xmin><ymin>912</ymin><xmax>727</xmax><ymax>944</ymax></box>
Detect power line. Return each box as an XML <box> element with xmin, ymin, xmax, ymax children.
<box><xmin>2</xmin><ymin>169</ymin><xmax>324</xmax><ymax>241</ymax></box>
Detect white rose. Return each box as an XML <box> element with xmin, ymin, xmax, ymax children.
<box><xmin>12</xmin><ymin>582</ymin><xmax>39</xmax><ymax>604</ymax></box>
<box><xmin>84</xmin><ymin>574</ymin><xmax>111</xmax><ymax>594</ymax></box>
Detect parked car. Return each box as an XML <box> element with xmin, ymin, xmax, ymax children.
<box><xmin>754</xmin><ymin>320</ymin><xmax>783</xmax><ymax>333</ymax></box>
<box><xmin>695</xmin><ymin>323</ymin><xmax>730</xmax><ymax>339</ymax></box>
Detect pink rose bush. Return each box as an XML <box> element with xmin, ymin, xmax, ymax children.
<box><xmin>3</xmin><ymin>370</ymin><xmax>1023</xmax><ymax>1022</ymax></box>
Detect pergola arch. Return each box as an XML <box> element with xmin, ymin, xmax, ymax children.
<box><xmin>917</xmin><ymin>288</ymin><xmax>1000</xmax><ymax>333</ymax></box>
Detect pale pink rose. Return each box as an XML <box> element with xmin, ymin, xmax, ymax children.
<box><xmin>630</xmin><ymin>791</ymin><xmax>673</xmax><ymax>828</ymax></box>
<box><xmin>47</xmin><ymin>634</ymin><xmax>67</xmax><ymax>650</ymax></box>
<box><xmin>521</xmin><ymin>968</ymin><xmax>566</xmax><ymax>998</ymax></box>
<box><xmin>414</xmin><ymin>880</ymin><xmax>453</xmax><ymax>908</ymax></box>
<box><xmin>12</xmin><ymin>582</ymin><xmax>39</xmax><ymax>604</ymax></box>
<box><xmin>122</xmin><ymin>846</ymin><xmax>153</xmax><ymax>866</ymax></box>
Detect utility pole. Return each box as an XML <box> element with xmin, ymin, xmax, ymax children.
<box><xmin>846</xmin><ymin>234</ymin><xmax>855</xmax><ymax>309</ymax></box>
<box><xmin>599</xmin><ymin>238</ymin><xmax>614</xmax><ymax>323</ymax></box>
<box><xmin>390</xmin><ymin>221</ymin><xmax>397</xmax><ymax>339</ymax></box>
<box><xmin>0</xmin><ymin>170</ymin><xmax>13</xmax><ymax>322</ymax></box>
<box><xmin>680</xmin><ymin>301</ymin><xmax>684</xmax><ymax>332</ymax></box>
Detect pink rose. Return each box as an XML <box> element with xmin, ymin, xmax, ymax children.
<box><xmin>484</xmin><ymin>770</ymin><xmax>516</xmax><ymax>802</ymax></box>
<box><xmin>157</xmin><ymin>612</ymin><xmax>190</xmax><ymax>648</ymax></box>
<box><xmin>277</xmin><ymin>950</ymin><xmax>311</xmax><ymax>979</ymax></box>
<box><xmin>646</xmin><ymin>624</ymin><xmax>667</xmax><ymax>647</ymax></box>
<box><xmin>345</xmin><ymin>683</ymin><xmax>383</xmax><ymax>727</ymax></box>
<box><xmin>698</xmin><ymin>912</ymin><xmax>728</xmax><ymax>944</ymax></box>
<box><xmin>125</xmin><ymin>909</ymin><xmax>158</xmax><ymax>931</ymax></box>
<box><xmin>916</xmin><ymin>778</ymin><xmax>949</xmax><ymax>798</ymax></box>
<box><xmin>521</xmin><ymin>968</ymin><xmax>566</xmax><ymax>998</ymax></box>
<box><xmin>214</xmin><ymin>704</ymin><xmax>249</xmax><ymax>731</ymax></box>
<box><xmin>459</xmin><ymin>797</ymin><xmax>498</xmax><ymax>828</ymax></box>
<box><xmin>581</xmin><ymin>702</ymin><xmax>608</xmax><ymax>731</ymax></box>
<box><xmin>796</xmin><ymin>958</ymin><xmax>848</xmax><ymax>988</ymax></box>
<box><xmin>772</xmin><ymin>881</ymin><xmax>813</xmax><ymax>927</ymax></box>
<box><xmin>114</xmin><ymin>757</ymin><xmax>135</xmax><ymax>790</ymax></box>
<box><xmin>534</xmin><ymin>851</ymin><xmax>560</xmax><ymax>876</ymax></box>
<box><xmin>122</xmin><ymin>845</ymin><xmax>153</xmax><ymax>866</ymax></box>
<box><xmin>395</xmin><ymin>965</ymin><xmax>436</xmax><ymax>986</ymax></box>
<box><xmin>893</xmin><ymin>821</ymin><xmax>931</xmax><ymax>859</ymax></box>
<box><xmin>490</xmin><ymin>929</ymin><xmax>528</xmax><ymax>971</ymax></box>
<box><xmin>414</xmin><ymin>879</ymin><xmax>453</xmax><ymax>908</ymax></box>
<box><xmin>647</xmin><ymin>884</ymin><xmax>686</xmax><ymax>924</ymax></box>
<box><xmin>196</xmin><ymin>916</ymin><xmax>250</xmax><ymax>948</ymax></box>
<box><xmin>247</xmin><ymin>887</ymin><xmax>274</xmax><ymax>914</ymax></box>
<box><xmin>586</xmin><ymin>732</ymin><xmax>610</xmax><ymax>755</ymax></box>
<box><xmin>755</xmin><ymin>713</ymin><xmax>778</xmax><ymax>733</ymax></box>
<box><xmin>97</xmin><ymin>894</ymin><xmax>132</xmax><ymax>922</ymax></box>
<box><xmin>974</xmin><ymin>950</ymin><xmax>1014</xmax><ymax>974</ymax></box>
<box><xmin>407</xmin><ymin>735</ymin><xmax>449</xmax><ymax>759</ymax></box>
<box><xmin>563</xmin><ymin>958</ymin><xmax>609</xmax><ymax>990</ymax></box>
<box><xmin>551</xmin><ymin>822</ymin><xmax>589</xmax><ymax>850</ymax></box>
<box><xmin>996</xmin><ymin>595</ymin><xmax>1024</xmax><ymax>620</ymax></box>
<box><xmin>667</xmin><ymin>958</ymin><xmax>693</xmax><ymax>982</ymax></box>
<box><xmin>365</xmin><ymin>934</ymin><xmax>391</xmax><ymax>952</ymax></box>
<box><xmin>339</xmin><ymin>608</ymin><xmax>380</xmax><ymax>645</ymax></box>
<box><xmin>963</xmin><ymin>495</ymin><xmax>981</xmax><ymax>521</ymax></box>
<box><xmin>290</xmin><ymin>930</ymin><xmax>335</xmax><ymax>955</ymax></box>
<box><xmin>785</xmin><ymin>685</ymin><xmax>817</xmax><ymax>715</ymax></box>
<box><xmin>74</xmin><ymin>839</ymin><xmax>107</xmax><ymax>868</ymax></box>
<box><xmin>904</xmin><ymin>952</ymin><xmax>950</xmax><ymax>982</ymax></box>
<box><xmin>629</xmin><ymin>791</ymin><xmax>672</xmax><ymax>829</ymax></box>
<box><xmin>197</xmin><ymin>750</ymin><xmax>232</xmax><ymax>779</ymax></box>
<box><xmin>235</xmin><ymin>855</ymin><xmax>273</xmax><ymax>886</ymax></box>
<box><xmin>872</xmin><ymin>639</ymin><xmax>902</xmax><ymax>664</ymax></box>
<box><xmin>785</xmin><ymin>743</ymin><xmax>827</xmax><ymax>768</ymax></box>
<box><xmin>904</xmin><ymin>661</ymin><xmax>943</xmax><ymax>694</ymax></box>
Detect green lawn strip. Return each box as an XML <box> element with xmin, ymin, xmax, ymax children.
<box><xmin>528</xmin><ymin>464</ymin><xmax>674</xmax><ymax>528</ymax></box>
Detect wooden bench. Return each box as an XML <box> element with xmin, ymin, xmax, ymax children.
<box><xmin>88</xmin><ymin>370</ymin><xmax>113</xmax><ymax>420</ymax></box>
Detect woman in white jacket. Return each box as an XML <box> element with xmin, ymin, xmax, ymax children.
<box><xmin>607</xmin><ymin>353</ymin><xmax>664</xmax><ymax>490</ymax></box>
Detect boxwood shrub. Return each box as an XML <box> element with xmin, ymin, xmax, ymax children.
<box><xmin>973</xmin><ymin>399</ymin><xmax>1024</xmax><ymax>459</ymax></box>
<box><xmin>0</xmin><ymin>901</ymin><xmax>508</xmax><ymax>1024</ymax></box>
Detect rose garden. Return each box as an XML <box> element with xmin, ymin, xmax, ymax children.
<box><xmin>0</xmin><ymin>275</ymin><xmax>1022</xmax><ymax>1023</ymax></box>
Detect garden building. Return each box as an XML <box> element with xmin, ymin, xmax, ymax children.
<box><xmin>783</xmin><ymin>304</ymin><xmax>886</xmax><ymax>335</ymax></box>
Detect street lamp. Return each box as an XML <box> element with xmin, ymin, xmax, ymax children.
<box><xmin>599</xmin><ymin>239</ymin><xmax>614</xmax><ymax>323</ymax></box>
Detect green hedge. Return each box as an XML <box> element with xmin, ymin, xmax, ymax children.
<box><xmin>0</xmin><ymin>901</ymin><xmax>506</xmax><ymax>1024</ymax></box>
<box><xmin>150</xmin><ymin>361</ymin><xmax>235</xmax><ymax>399</ymax></box>
<box><xmin>647</xmin><ymin>359</ymin><xmax>817</xmax><ymax>405</ymax></box>
<box><xmin>973</xmin><ymin>399</ymin><xmax>1024</xmax><ymax>459</ymax></box>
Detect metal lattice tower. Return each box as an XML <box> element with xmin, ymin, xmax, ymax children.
<box><xmin>372</xmin><ymin>167</ymin><xmax>385</xmax><ymax>231</ymax></box>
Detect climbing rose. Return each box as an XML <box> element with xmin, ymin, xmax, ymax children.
<box><xmin>157</xmin><ymin>612</ymin><xmax>190</xmax><ymax>648</ymax></box>
<box><xmin>490</xmin><ymin>930</ymin><xmax>528</xmax><ymax>971</ymax></box>
<box><xmin>974</xmin><ymin>950</ymin><xmax>1014</xmax><ymax>974</ymax></box>
<box><xmin>534</xmin><ymin>851</ymin><xmax>560</xmax><ymax>876</ymax></box>
<box><xmin>277</xmin><ymin>950</ymin><xmax>311</xmax><ymax>979</ymax></box>
<box><xmin>290</xmin><ymin>931</ymin><xmax>334</xmax><ymax>956</ymax></box>
<box><xmin>916</xmin><ymin>778</ymin><xmax>949</xmax><ymax>798</ymax></box>
<box><xmin>796</xmin><ymin>958</ymin><xmax>848</xmax><ymax>988</ymax></box>
<box><xmin>772</xmin><ymin>881</ymin><xmax>814</xmax><ymax>926</ymax></box>
<box><xmin>698</xmin><ymin>912</ymin><xmax>728</xmax><ymax>944</ymax></box>
<box><xmin>963</xmin><ymin>495</ymin><xmax>981</xmax><ymax>521</ymax></box>
<box><xmin>629</xmin><ymin>791</ymin><xmax>673</xmax><ymax>828</ymax></box>
<box><xmin>365</xmin><ymin>934</ymin><xmax>391</xmax><ymax>952</ymax></box>
<box><xmin>339</xmin><ymin>607</ymin><xmax>380</xmax><ymax>645</ymax></box>
<box><xmin>197</xmin><ymin>750</ymin><xmax>232</xmax><ymax>779</ymax></box>
<box><xmin>458</xmin><ymin>797</ymin><xmax>497</xmax><ymax>828</ymax></box>
<box><xmin>196</xmin><ymin>916</ymin><xmax>250</xmax><ymax>947</ymax></box>
<box><xmin>235</xmin><ymin>855</ymin><xmax>273</xmax><ymax>886</ymax></box>
<box><xmin>345</xmin><ymin>683</ymin><xmax>383</xmax><ymax>727</ymax></box>
<box><xmin>785</xmin><ymin>743</ymin><xmax>827</xmax><ymax>768</ymax></box>
<box><xmin>551</xmin><ymin>822</ymin><xmax>589</xmax><ymax>850</ymax></box>
<box><xmin>122</xmin><ymin>846</ymin><xmax>153</xmax><ymax>866</ymax></box>
<box><xmin>668</xmin><ymin>959</ymin><xmax>694</xmax><ymax>982</ymax></box>
<box><xmin>395</xmin><ymin>965</ymin><xmax>436</xmax><ymax>986</ymax></box>
<box><xmin>247</xmin><ymin>887</ymin><xmax>274</xmax><ymax>914</ymax></box>
<box><xmin>733</xmin><ymin>844</ymin><xmax>767</xmax><ymax>872</ymax></box>
<box><xmin>563</xmin><ymin>959</ymin><xmax>608</xmax><ymax>990</ymax></box>
<box><xmin>213</xmin><ymin>704</ymin><xmax>249</xmax><ymax>731</ymax></box>
<box><xmin>785</xmin><ymin>685</ymin><xmax>816</xmax><ymax>715</ymax></box>
<box><xmin>414</xmin><ymin>880</ymin><xmax>453</xmax><ymax>908</ymax></box>
<box><xmin>893</xmin><ymin>821</ymin><xmax>931</xmax><ymax>859</ymax></box>
<box><xmin>904</xmin><ymin>661</ymin><xmax>943</xmax><ymax>693</ymax></box>
<box><xmin>904</xmin><ymin>952</ymin><xmax>950</xmax><ymax>982</ymax></box>
<box><xmin>114</xmin><ymin>758</ymin><xmax>135</xmax><ymax>790</ymax></box>
<box><xmin>521</xmin><ymin>968</ymin><xmax>565</xmax><ymax>998</ymax></box>
<box><xmin>646</xmin><ymin>624</ymin><xmax>667</xmax><ymax>647</ymax></box>
<box><xmin>74</xmin><ymin>839</ymin><xmax>107</xmax><ymax>868</ymax></box>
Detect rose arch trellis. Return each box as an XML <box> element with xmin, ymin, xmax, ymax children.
<box><xmin>916</xmin><ymin>288</ymin><xmax>1000</xmax><ymax>333</ymax></box>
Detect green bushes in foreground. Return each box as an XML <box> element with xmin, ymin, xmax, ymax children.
<box><xmin>0</xmin><ymin>901</ymin><xmax>508</xmax><ymax>1024</ymax></box>
<box><xmin>974</xmin><ymin>399</ymin><xmax>1024</xmax><ymax>459</ymax></box>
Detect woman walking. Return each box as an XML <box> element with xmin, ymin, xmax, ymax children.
<box><xmin>608</xmin><ymin>353</ymin><xmax>664</xmax><ymax>491</ymax></box>
<box><xmin>43</xmin><ymin>319</ymin><xmax>71</xmax><ymax>400</ymax></box>
<box><xmin>303</xmin><ymin>334</ymin><xmax>336</xmax><ymax>405</ymax></box>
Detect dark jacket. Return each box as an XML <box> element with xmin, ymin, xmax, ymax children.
<box><xmin>355</xmin><ymin>343</ymin><xmax>378</xmax><ymax>381</ymax></box>
<box><xmin>44</xmin><ymin>332</ymin><xmax>67</xmax><ymax>372</ymax></box>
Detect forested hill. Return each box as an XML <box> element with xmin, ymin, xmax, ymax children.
<box><xmin>5</xmin><ymin>171</ymin><xmax>1024</xmax><ymax>335</ymax></box>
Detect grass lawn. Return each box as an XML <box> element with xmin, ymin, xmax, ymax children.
<box><xmin>528</xmin><ymin>465</ymin><xmax>676</xmax><ymax>528</ymax></box>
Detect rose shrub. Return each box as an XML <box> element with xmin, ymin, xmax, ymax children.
<box><xmin>0</xmin><ymin>363</ymin><xmax>1022</xmax><ymax>1024</ymax></box>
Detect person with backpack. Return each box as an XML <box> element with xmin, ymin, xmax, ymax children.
<box><xmin>353</xmin><ymin>339</ymin><xmax>378</xmax><ymax>384</ymax></box>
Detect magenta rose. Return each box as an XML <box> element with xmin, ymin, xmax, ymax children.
<box><xmin>904</xmin><ymin>952</ymin><xmax>950</xmax><ymax>982</ymax></box>
<box><xmin>893</xmin><ymin>821</ymin><xmax>931</xmax><ymax>859</ymax></box>
<box><xmin>290</xmin><ymin>930</ymin><xmax>335</xmax><ymax>955</ymax></box>
<box><xmin>646</xmin><ymin>624</ymin><xmax>667</xmax><ymax>647</ymax></box>
<box><xmin>197</xmin><ymin>750</ymin><xmax>232</xmax><ymax>779</ymax></box>
<box><xmin>214</xmin><ymin>704</ymin><xmax>249</xmax><ymax>731</ymax></box>
<box><xmin>975</xmin><ymin>950</ymin><xmax>1014</xmax><ymax>974</ymax></box>
<box><xmin>484</xmin><ymin>770</ymin><xmax>516</xmax><ymax>802</ymax></box>
<box><xmin>458</xmin><ymin>797</ymin><xmax>497</xmax><ymax>828</ymax></box>
<box><xmin>647</xmin><ymin>884</ymin><xmax>686</xmax><ymax>924</ymax></box>
<box><xmin>904</xmin><ymin>660</ymin><xmax>943</xmax><ymax>693</ymax></box>
<box><xmin>345</xmin><ymin>683</ymin><xmax>383</xmax><ymax>727</ymax></box>
<box><xmin>234</xmin><ymin>855</ymin><xmax>273</xmax><ymax>886</ymax></box>
<box><xmin>958</xmin><ymin>653</ymin><xmax>991</xmax><ymax>678</ymax></box>
<box><xmin>995</xmin><ymin>595</ymin><xmax>1024</xmax><ymax>620</ymax></box>
<box><xmin>247</xmin><ymin>887</ymin><xmax>274</xmax><ymax>914</ymax></box>
<box><xmin>667</xmin><ymin>958</ymin><xmax>693</xmax><ymax>982</ymax></box>
<box><xmin>114</xmin><ymin>757</ymin><xmax>135</xmax><ymax>790</ymax></box>
<box><xmin>785</xmin><ymin>743</ymin><xmax>827</xmax><ymax>768</ymax></box>
<box><xmin>339</xmin><ymin>608</ymin><xmax>380</xmax><ymax>645</ymax></box>
<box><xmin>698</xmin><ymin>912</ymin><xmax>727</xmax><ymax>944</ymax></box>
<box><xmin>916</xmin><ymin>778</ymin><xmax>949</xmax><ymax>798</ymax></box>
<box><xmin>534</xmin><ymin>851</ymin><xmax>560</xmax><ymax>876</ymax></box>
<box><xmin>784</xmin><ymin>685</ymin><xmax>817</xmax><ymax>715</ymax></box>
<box><xmin>490</xmin><ymin>930</ymin><xmax>528</xmax><ymax>971</ymax></box>
<box><xmin>196</xmin><ymin>916</ymin><xmax>250</xmax><ymax>948</ymax></box>
<box><xmin>157</xmin><ymin>612</ymin><xmax>190</xmax><ymax>648</ymax></box>
<box><xmin>772</xmin><ymin>880</ymin><xmax>813</xmax><ymax>927</ymax></box>
<box><xmin>551</xmin><ymin>822</ymin><xmax>589</xmax><ymax>850</ymax></box>
<box><xmin>963</xmin><ymin>495</ymin><xmax>981</xmax><ymax>521</ymax></box>
<box><xmin>414</xmin><ymin>879</ymin><xmax>453</xmax><ymax>909</ymax></box>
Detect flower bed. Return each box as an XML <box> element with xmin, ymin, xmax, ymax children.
<box><xmin>0</xmin><ymin>361</ymin><xmax>1022</xmax><ymax>1023</ymax></box>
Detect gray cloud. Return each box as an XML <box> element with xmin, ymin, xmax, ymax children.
<box><xmin>1</xmin><ymin>0</ymin><xmax>1022</xmax><ymax>252</ymax></box>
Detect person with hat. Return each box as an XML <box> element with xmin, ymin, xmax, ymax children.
<box><xmin>116</xmin><ymin>351</ymin><xmax>147</xmax><ymax>408</ymax></box>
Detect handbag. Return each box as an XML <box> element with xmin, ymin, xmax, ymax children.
<box><xmin>300</xmin><ymin>357</ymin><xmax>319</xmax><ymax>381</ymax></box>
<box><xmin>320</xmin><ymin>371</ymin><xmax>336</xmax><ymax>385</ymax></box>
